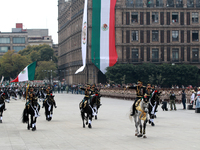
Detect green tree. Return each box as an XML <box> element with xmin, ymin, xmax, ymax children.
<box><xmin>0</xmin><ymin>50</ymin><xmax>31</xmax><ymax>80</ymax></box>
<box><xmin>18</xmin><ymin>44</ymin><xmax>57</xmax><ymax>63</ymax></box>
<box><xmin>35</xmin><ymin>61</ymin><xmax>57</xmax><ymax>80</ymax></box>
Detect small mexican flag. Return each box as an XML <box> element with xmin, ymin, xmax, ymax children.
<box><xmin>91</xmin><ymin>0</ymin><xmax>118</xmax><ymax>74</ymax></box>
<box><xmin>11</xmin><ymin>62</ymin><xmax>36</xmax><ymax>82</ymax></box>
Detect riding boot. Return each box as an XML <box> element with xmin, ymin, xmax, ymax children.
<box><xmin>130</xmin><ymin>105</ymin><xmax>135</xmax><ymax>116</ymax></box>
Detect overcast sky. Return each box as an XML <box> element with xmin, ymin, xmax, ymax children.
<box><xmin>0</xmin><ymin>0</ymin><xmax>58</xmax><ymax>44</ymax></box>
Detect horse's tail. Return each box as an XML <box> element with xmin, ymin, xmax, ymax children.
<box><xmin>22</xmin><ymin>108</ymin><xmax>28</xmax><ymax>123</ymax></box>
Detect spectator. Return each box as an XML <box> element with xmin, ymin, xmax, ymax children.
<box><xmin>190</xmin><ymin>90</ymin><xmax>195</xmax><ymax>105</ymax></box>
<box><xmin>170</xmin><ymin>91</ymin><xmax>176</xmax><ymax>111</ymax></box>
<box><xmin>182</xmin><ymin>90</ymin><xmax>186</xmax><ymax>109</ymax></box>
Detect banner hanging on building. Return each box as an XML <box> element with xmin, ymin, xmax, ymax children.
<box><xmin>75</xmin><ymin>0</ymin><xmax>88</xmax><ymax>74</ymax></box>
<box><xmin>91</xmin><ymin>0</ymin><xmax>118</xmax><ymax>74</ymax></box>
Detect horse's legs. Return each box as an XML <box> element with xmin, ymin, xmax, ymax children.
<box><xmin>93</xmin><ymin>106</ymin><xmax>97</xmax><ymax>120</ymax></box>
<box><xmin>32</xmin><ymin>116</ymin><xmax>37</xmax><ymax>131</ymax></box>
<box><xmin>134</xmin><ymin>115</ymin><xmax>139</xmax><ymax>136</ymax></box>
<box><xmin>137</xmin><ymin>119</ymin><xmax>143</xmax><ymax>137</ymax></box>
<box><xmin>143</xmin><ymin>120</ymin><xmax>147</xmax><ymax>138</ymax></box>
<box><xmin>0</xmin><ymin>111</ymin><xmax>3</xmax><ymax>123</ymax></box>
<box><xmin>88</xmin><ymin>114</ymin><xmax>92</xmax><ymax>129</ymax></box>
<box><xmin>27</xmin><ymin>115</ymin><xmax>30</xmax><ymax>130</ymax></box>
<box><xmin>81</xmin><ymin>112</ymin><xmax>85</xmax><ymax>128</ymax></box>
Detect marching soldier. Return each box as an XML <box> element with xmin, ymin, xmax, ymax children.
<box><xmin>129</xmin><ymin>80</ymin><xmax>146</xmax><ymax>116</ymax></box>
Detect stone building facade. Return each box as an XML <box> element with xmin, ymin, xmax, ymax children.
<box><xmin>58</xmin><ymin>0</ymin><xmax>200</xmax><ymax>84</ymax></box>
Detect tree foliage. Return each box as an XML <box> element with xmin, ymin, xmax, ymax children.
<box><xmin>18</xmin><ymin>44</ymin><xmax>58</xmax><ymax>63</ymax></box>
<box><xmin>0</xmin><ymin>50</ymin><xmax>31</xmax><ymax>80</ymax></box>
<box><xmin>105</xmin><ymin>63</ymin><xmax>200</xmax><ymax>87</ymax></box>
<box><xmin>35</xmin><ymin>61</ymin><xmax>57</xmax><ymax>80</ymax></box>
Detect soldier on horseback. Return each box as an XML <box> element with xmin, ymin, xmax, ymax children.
<box><xmin>80</xmin><ymin>84</ymin><xmax>92</xmax><ymax>112</ymax></box>
<box><xmin>129</xmin><ymin>80</ymin><xmax>146</xmax><ymax>116</ymax></box>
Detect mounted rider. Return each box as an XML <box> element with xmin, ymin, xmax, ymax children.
<box><xmin>129</xmin><ymin>80</ymin><xmax>146</xmax><ymax>116</ymax></box>
<box><xmin>80</xmin><ymin>84</ymin><xmax>92</xmax><ymax>112</ymax></box>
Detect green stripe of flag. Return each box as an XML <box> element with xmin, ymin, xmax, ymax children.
<box><xmin>91</xmin><ymin>0</ymin><xmax>101</xmax><ymax>69</ymax></box>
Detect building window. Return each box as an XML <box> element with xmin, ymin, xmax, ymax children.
<box><xmin>176</xmin><ymin>0</ymin><xmax>183</xmax><ymax>7</ymax></box>
<box><xmin>192</xmin><ymin>31</ymin><xmax>199</xmax><ymax>41</ymax></box>
<box><xmin>152</xmin><ymin>30</ymin><xmax>159</xmax><ymax>42</ymax></box>
<box><xmin>152</xmin><ymin>12</ymin><xmax>159</xmax><ymax>23</ymax></box>
<box><xmin>13</xmin><ymin>46</ymin><xmax>25</xmax><ymax>52</ymax></box>
<box><xmin>192</xmin><ymin>12</ymin><xmax>198</xmax><ymax>23</ymax></box>
<box><xmin>0</xmin><ymin>47</ymin><xmax>9</xmax><ymax>53</ymax></box>
<box><xmin>131</xmin><ymin>12</ymin><xmax>138</xmax><ymax>23</ymax></box>
<box><xmin>13</xmin><ymin>37</ymin><xmax>25</xmax><ymax>44</ymax></box>
<box><xmin>172</xmin><ymin>48</ymin><xmax>179</xmax><ymax>62</ymax></box>
<box><xmin>152</xmin><ymin>48</ymin><xmax>159</xmax><ymax>62</ymax></box>
<box><xmin>167</xmin><ymin>0</ymin><xmax>174</xmax><ymax>7</ymax></box>
<box><xmin>172</xmin><ymin>12</ymin><xmax>178</xmax><ymax>23</ymax></box>
<box><xmin>187</xmin><ymin>0</ymin><xmax>194</xmax><ymax>7</ymax></box>
<box><xmin>197</xmin><ymin>0</ymin><xmax>200</xmax><ymax>7</ymax></box>
<box><xmin>147</xmin><ymin>0</ymin><xmax>154</xmax><ymax>7</ymax></box>
<box><xmin>172</xmin><ymin>31</ymin><xmax>179</xmax><ymax>41</ymax></box>
<box><xmin>126</xmin><ymin>0</ymin><xmax>134</xmax><ymax>7</ymax></box>
<box><xmin>136</xmin><ymin>0</ymin><xmax>143</xmax><ymax>7</ymax></box>
<box><xmin>0</xmin><ymin>38</ymin><xmax>10</xmax><ymax>44</ymax></box>
<box><xmin>132</xmin><ymin>48</ymin><xmax>138</xmax><ymax>62</ymax></box>
<box><xmin>192</xmin><ymin>48</ymin><xmax>199</xmax><ymax>62</ymax></box>
<box><xmin>131</xmin><ymin>31</ymin><xmax>138</xmax><ymax>41</ymax></box>
<box><xmin>156</xmin><ymin>0</ymin><xmax>164</xmax><ymax>7</ymax></box>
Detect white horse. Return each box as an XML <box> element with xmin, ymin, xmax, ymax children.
<box><xmin>130</xmin><ymin>98</ymin><xmax>149</xmax><ymax>138</ymax></box>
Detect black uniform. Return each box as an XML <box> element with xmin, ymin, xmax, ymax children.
<box><xmin>129</xmin><ymin>85</ymin><xmax>146</xmax><ymax>116</ymax></box>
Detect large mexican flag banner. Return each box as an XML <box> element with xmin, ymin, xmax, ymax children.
<box><xmin>91</xmin><ymin>0</ymin><xmax>118</xmax><ymax>74</ymax></box>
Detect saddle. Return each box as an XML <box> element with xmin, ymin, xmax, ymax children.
<box><xmin>80</xmin><ymin>100</ymin><xmax>88</xmax><ymax>109</ymax></box>
<box><xmin>135</xmin><ymin>99</ymin><xmax>147</xmax><ymax>121</ymax></box>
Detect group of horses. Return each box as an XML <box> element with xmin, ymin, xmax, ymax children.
<box><xmin>129</xmin><ymin>90</ymin><xmax>160</xmax><ymax>138</ymax></box>
<box><xmin>79</xmin><ymin>93</ymin><xmax>102</xmax><ymax>129</ymax></box>
<box><xmin>0</xmin><ymin>88</ymin><xmax>57</xmax><ymax>131</ymax></box>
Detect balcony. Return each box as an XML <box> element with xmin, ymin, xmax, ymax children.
<box><xmin>126</xmin><ymin>1</ymin><xmax>134</xmax><ymax>8</ymax></box>
<box><xmin>192</xmin><ymin>58</ymin><xmax>199</xmax><ymax>62</ymax></box>
<box><xmin>187</xmin><ymin>3</ymin><xmax>194</xmax><ymax>8</ymax></box>
<box><xmin>135</xmin><ymin>3</ymin><xmax>143</xmax><ymax>8</ymax></box>
<box><xmin>147</xmin><ymin>3</ymin><xmax>154</xmax><ymax>7</ymax></box>
<box><xmin>176</xmin><ymin>4</ymin><xmax>183</xmax><ymax>7</ymax></box>
<box><xmin>172</xmin><ymin>59</ymin><xmax>179</xmax><ymax>63</ymax></box>
<box><xmin>156</xmin><ymin>3</ymin><xmax>164</xmax><ymax>7</ymax></box>
<box><xmin>132</xmin><ymin>58</ymin><xmax>139</xmax><ymax>62</ymax></box>
<box><xmin>166</xmin><ymin>3</ymin><xmax>174</xmax><ymax>7</ymax></box>
<box><xmin>152</xmin><ymin>58</ymin><xmax>159</xmax><ymax>62</ymax></box>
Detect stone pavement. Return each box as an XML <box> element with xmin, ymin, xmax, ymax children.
<box><xmin>1</xmin><ymin>94</ymin><xmax>200</xmax><ymax>150</ymax></box>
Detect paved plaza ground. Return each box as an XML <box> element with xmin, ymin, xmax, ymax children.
<box><xmin>1</xmin><ymin>93</ymin><xmax>200</xmax><ymax>150</ymax></box>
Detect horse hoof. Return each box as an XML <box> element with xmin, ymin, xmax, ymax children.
<box><xmin>88</xmin><ymin>124</ymin><xmax>92</xmax><ymax>129</ymax></box>
<box><xmin>27</xmin><ymin>127</ymin><xmax>30</xmax><ymax>130</ymax></box>
<box><xmin>137</xmin><ymin>134</ymin><xmax>142</xmax><ymax>137</ymax></box>
<box><xmin>151</xmin><ymin>122</ymin><xmax>155</xmax><ymax>126</ymax></box>
<box><xmin>0</xmin><ymin>120</ymin><xmax>2</xmax><ymax>123</ymax></box>
<box><xmin>32</xmin><ymin>127</ymin><xmax>36</xmax><ymax>131</ymax></box>
<box><xmin>95</xmin><ymin>116</ymin><xmax>97</xmax><ymax>120</ymax></box>
<box><xmin>143</xmin><ymin>135</ymin><xmax>147</xmax><ymax>138</ymax></box>
<box><xmin>83</xmin><ymin>125</ymin><xmax>85</xmax><ymax>128</ymax></box>
<box><xmin>135</xmin><ymin>133</ymin><xmax>138</xmax><ymax>136</ymax></box>
<box><xmin>86</xmin><ymin>122</ymin><xmax>88</xmax><ymax>125</ymax></box>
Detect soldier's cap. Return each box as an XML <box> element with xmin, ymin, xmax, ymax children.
<box><xmin>137</xmin><ymin>80</ymin><xmax>142</xmax><ymax>84</ymax></box>
<box><xmin>144</xmin><ymin>93</ymin><xmax>148</xmax><ymax>98</ymax></box>
<box><xmin>147</xmin><ymin>83</ymin><xmax>151</xmax><ymax>86</ymax></box>
<box><xmin>92</xmin><ymin>84</ymin><xmax>96</xmax><ymax>88</ymax></box>
<box><xmin>30</xmin><ymin>87</ymin><xmax>34</xmax><ymax>90</ymax></box>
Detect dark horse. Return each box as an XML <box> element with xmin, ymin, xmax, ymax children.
<box><xmin>4</xmin><ymin>88</ymin><xmax>17</xmax><ymax>103</ymax></box>
<box><xmin>79</xmin><ymin>98</ymin><xmax>94</xmax><ymax>128</ymax></box>
<box><xmin>90</xmin><ymin>94</ymin><xmax>101</xmax><ymax>120</ymax></box>
<box><xmin>36</xmin><ymin>89</ymin><xmax>45</xmax><ymax>102</ymax></box>
<box><xmin>22</xmin><ymin>95</ymin><xmax>40</xmax><ymax>131</ymax></box>
<box><xmin>43</xmin><ymin>94</ymin><xmax>57</xmax><ymax>121</ymax></box>
<box><xmin>0</xmin><ymin>93</ymin><xmax>6</xmax><ymax>123</ymax></box>
<box><xmin>148</xmin><ymin>90</ymin><xmax>160</xmax><ymax>126</ymax></box>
